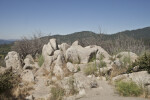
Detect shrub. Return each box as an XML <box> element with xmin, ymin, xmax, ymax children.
<box><xmin>0</xmin><ymin>59</ymin><xmax>6</xmax><ymax>67</ymax></box>
<box><xmin>0</xmin><ymin>69</ymin><xmax>20</xmax><ymax>99</ymax></box>
<box><xmin>68</xmin><ymin>76</ymin><xmax>78</xmax><ymax>95</ymax></box>
<box><xmin>50</xmin><ymin>86</ymin><xmax>65</xmax><ymax>100</ymax></box>
<box><xmin>115</xmin><ymin>81</ymin><xmax>142</xmax><ymax>97</ymax></box>
<box><xmin>84</xmin><ymin>63</ymin><xmax>97</xmax><ymax>75</ymax></box>
<box><xmin>0</xmin><ymin>70</ymin><xmax>17</xmax><ymax>93</ymax></box>
<box><xmin>38</xmin><ymin>54</ymin><xmax>44</xmax><ymax>67</ymax></box>
<box><xmin>11</xmin><ymin>33</ymin><xmax>48</xmax><ymax>59</ymax></box>
<box><xmin>127</xmin><ymin>52</ymin><xmax>150</xmax><ymax>73</ymax></box>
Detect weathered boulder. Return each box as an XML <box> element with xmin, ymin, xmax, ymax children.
<box><xmin>66</xmin><ymin>41</ymin><xmax>100</xmax><ymax>64</ymax></box>
<box><xmin>112</xmin><ymin>71</ymin><xmax>150</xmax><ymax>89</ymax></box>
<box><xmin>23</xmin><ymin>55</ymin><xmax>39</xmax><ymax>70</ymax></box>
<box><xmin>21</xmin><ymin>70</ymin><xmax>35</xmax><ymax>83</ymax></box>
<box><xmin>66</xmin><ymin>62</ymin><xmax>78</xmax><ymax>73</ymax></box>
<box><xmin>59</xmin><ymin>43</ymin><xmax>70</xmax><ymax>54</ymax></box>
<box><xmin>116</xmin><ymin>52</ymin><xmax>138</xmax><ymax>62</ymax></box>
<box><xmin>5</xmin><ymin>51</ymin><xmax>22</xmax><ymax>70</ymax></box>
<box><xmin>42</xmin><ymin>43</ymin><xmax>54</xmax><ymax>58</ymax></box>
<box><xmin>53</xmin><ymin>54</ymin><xmax>66</xmax><ymax>78</ymax></box>
<box><xmin>72</xmin><ymin>40</ymin><xmax>79</xmax><ymax>46</ymax></box>
<box><xmin>66</xmin><ymin>46</ymin><xmax>80</xmax><ymax>64</ymax></box>
<box><xmin>50</xmin><ymin>38</ymin><xmax>58</xmax><ymax>50</ymax></box>
<box><xmin>57</xmin><ymin>72</ymin><xmax>91</xmax><ymax>96</ymax></box>
<box><xmin>42</xmin><ymin>38</ymin><xmax>59</xmax><ymax>72</ymax></box>
<box><xmin>90</xmin><ymin>80</ymin><xmax>98</xmax><ymax>88</ymax></box>
<box><xmin>53</xmin><ymin>50</ymin><xmax>62</xmax><ymax>61</ymax></box>
<box><xmin>42</xmin><ymin>38</ymin><xmax>58</xmax><ymax>60</ymax></box>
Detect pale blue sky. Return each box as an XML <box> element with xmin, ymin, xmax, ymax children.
<box><xmin>0</xmin><ymin>0</ymin><xmax>150</xmax><ymax>39</ymax></box>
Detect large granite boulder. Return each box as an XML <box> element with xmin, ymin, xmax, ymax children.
<box><xmin>5</xmin><ymin>51</ymin><xmax>22</xmax><ymax>70</ymax></box>
<box><xmin>66</xmin><ymin>41</ymin><xmax>111</xmax><ymax>64</ymax></box>
<box><xmin>59</xmin><ymin>43</ymin><xmax>70</xmax><ymax>54</ymax></box>
<box><xmin>116</xmin><ymin>52</ymin><xmax>138</xmax><ymax>62</ymax></box>
<box><xmin>112</xmin><ymin>71</ymin><xmax>150</xmax><ymax>90</ymax></box>
<box><xmin>53</xmin><ymin>53</ymin><xmax>66</xmax><ymax>78</ymax></box>
<box><xmin>23</xmin><ymin>55</ymin><xmax>39</xmax><ymax>70</ymax></box>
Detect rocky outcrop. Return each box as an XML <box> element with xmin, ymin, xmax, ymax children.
<box><xmin>5</xmin><ymin>51</ymin><xmax>22</xmax><ymax>71</ymax></box>
<box><xmin>4</xmin><ymin>38</ymin><xmax>149</xmax><ymax>100</ymax></box>
<box><xmin>23</xmin><ymin>55</ymin><xmax>39</xmax><ymax>70</ymax></box>
<box><xmin>66</xmin><ymin>41</ymin><xmax>110</xmax><ymax>64</ymax></box>
<box><xmin>59</xmin><ymin>43</ymin><xmax>70</xmax><ymax>54</ymax></box>
<box><xmin>112</xmin><ymin>71</ymin><xmax>150</xmax><ymax>89</ymax></box>
<box><xmin>66</xmin><ymin>62</ymin><xmax>78</xmax><ymax>73</ymax></box>
<box><xmin>116</xmin><ymin>52</ymin><xmax>138</xmax><ymax>62</ymax></box>
<box><xmin>21</xmin><ymin>70</ymin><xmax>35</xmax><ymax>83</ymax></box>
<box><xmin>53</xmin><ymin>53</ymin><xmax>66</xmax><ymax>78</ymax></box>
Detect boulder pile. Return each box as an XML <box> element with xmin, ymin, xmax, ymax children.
<box><xmin>1</xmin><ymin>38</ymin><xmax>149</xmax><ymax>100</ymax></box>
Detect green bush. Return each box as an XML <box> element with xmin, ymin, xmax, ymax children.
<box><xmin>84</xmin><ymin>63</ymin><xmax>97</xmax><ymax>75</ymax></box>
<box><xmin>127</xmin><ymin>52</ymin><xmax>150</xmax><ymax>73</ymax></box>
<box><xmin>50</xmin><ymin>86</ymin><xmax>65</xmax><ymax>100</ymax></box>
<box><xmin>38</xmin><ymin>54</ymin><xmax>44</xmax><ymax>67</ymax></box>
<box><xmin>115</xmin><ymin>81</ymin><xmax>142</xmax><ymax>96</ymax></box>
<box><xmin>0</xmin><ymin>69</ymin><xmax>20</xmax><ymax>94</ymax></box>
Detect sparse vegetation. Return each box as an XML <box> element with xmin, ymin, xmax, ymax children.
<box><xmin>127</xmin><ymin>52</ymin><xmax>150</xmax><ymax>73</ymax></box>
<box><xmin>122</xmin><ymin>53</ymin><xmax>131</xmax><ymax>68</ymax></box>
<box><xmin>50</xmin><ymin>86</ymin><xmax>65</xmax><ymax>100</ymax></box>
<box><xmin>98</xmin><ymin>53</ymin><xmax>107</xmax><ymax>76</ymax></box>
<box><xmin>84</xmin><ymin>63</ymin><xmax>97</xmax><ymax>75</ymax></box>
<box><xmin>38</xmin><ymin>54</ymin><xmax>44</xmax><ymax>67</ymax></box>
<box><xmin>0</xmin><ymin>69</ymin><xmax>21</xmax><ymax>99</ymax></box>
<box><xmin>11</xmin><ymin>33</ymin><xmax>49</xmax><ymax>59</ymax></box>
<box><xmin>68</xmin><ymin>76</ymin><xmax>78</xmax><ymax>95</ymax></box>
<box><xmin>0</xmin><ymin>44</ymin><xmax>12</xmax><ymax>67</ymax></box>
<box><xmin>115</xmin><ymin>80</ymin><xmax>142</xmax><ymax>97</ymax></box>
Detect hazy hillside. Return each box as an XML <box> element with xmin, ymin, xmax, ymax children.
<box><xmin>41</xmin><ymin>27</ymin><xmax>150</xmax><ymax>54</ymax></box>
<box><xmin>0</xmin><ymin>39</ymin><xmax>15</xmax><ymax>45</ymax></box>
<box><xmin>116</xmin><ymin>27</ymin><xmax>150</xmax><ymax>46</ymax></box>
<box><xmin>42</xmin><ymin>27</ymin><xmax>150</xmax><ymax>45</ymax></box>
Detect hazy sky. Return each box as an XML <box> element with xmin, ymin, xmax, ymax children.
<box><xmin>0</xmin><ymin>0</ymin><xmax>150</xmax><ymax>39</ymax></box>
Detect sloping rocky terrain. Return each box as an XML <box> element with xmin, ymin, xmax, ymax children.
<box><xmin>0</xmin><ymin>38</ymin><xmax>150</xmax><ymax>100</ymax></box>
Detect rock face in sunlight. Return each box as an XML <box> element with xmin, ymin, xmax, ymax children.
<box><xmin>5</xmin><ymin>51</ymin><xmax>22</xmax><ymax>71</ymax></box>
<box><xmin>2</xmin><ymin>38</ymin><xmax>149</xmax><ymax>100</ymax></box>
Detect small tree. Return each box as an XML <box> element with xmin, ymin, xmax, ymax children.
<box><xmin>11</xmin><ymin>32</ymin><xmax>48</xmax><ymax>59</ymax></box>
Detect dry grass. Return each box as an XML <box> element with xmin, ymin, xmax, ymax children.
<box><xmin>110</xmin><ymin>64</ymin><xmax>127</xmax><ymax>78</ymax></box>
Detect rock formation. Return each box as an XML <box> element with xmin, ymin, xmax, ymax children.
<box><xmin>1</xmin><ymin>38</ymin><xmax>149</xmax><ymax>100</ymax></box>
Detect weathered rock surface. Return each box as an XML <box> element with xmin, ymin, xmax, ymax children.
<box><xmin>3</xmin><ymin>38</ymin><xmax>149</xmax><ymax>100</ymax></box>
<box><xmin>66</xmin><ymin>41</ymin><xmax>110</xmax><ymax>64</ymax></box>
<box><xmin>59</xmin><ymin>43</ymin><xmax>70</xmax><ymax>54</ymax></box>
<box><xmin>112</xmin><ymin>71</ymin><xmax>150</xmax><ymax>94</ymax></box>
<box><xmin>32</xmin><ymin>76</ymin><xmax>51</xmax><ymax>100</ymax></box>
<box><xmin>21</xmin><ymin>70</ymin><xmax>35</xmax><ymax>83</ymax></box>
<box><xmin>23</xmin><ymin>55</ymin><xmax>39</xmax><ymax>70</ymax></box>
<box><xmin>116</xmin><ymin>52</ymin><xmax>138</xmax><ymax>62</ymax></box>
<box><xmin>67</xmin><ymin>62</ymin><xmax>78</xmax><ymax>72</ymax></box>
<box><xmin>53</xmin><ymin>54</ymin><xmax>66</xmax><ymax>78</ymax></box>
<box><xmin>5</xmin><ymin>51</ymin><xmax>22</xmax><ymax>70</ymax></box>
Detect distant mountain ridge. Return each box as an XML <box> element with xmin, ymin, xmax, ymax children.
<box><xmin>43</xmin><ymin>27</ymin><xmax>150</xmax><ymax>45</ymax></box>
<box><xmin>0</xmin><ymin>39</ymin><xmax>15</xmax><ymax>45</ymax></box>
<box><xmin>41</xmin><ymin>26</ymin><xmax>150</xmax><ymax>54</ymax></box>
